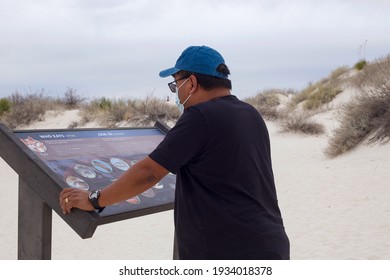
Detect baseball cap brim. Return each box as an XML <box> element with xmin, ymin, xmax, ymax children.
<box><xmin>159</xmin><ymin>67</ymin><xmax>180</xmax><ymax>78</ymax></box>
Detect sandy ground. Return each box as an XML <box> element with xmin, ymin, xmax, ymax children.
<box><xmin>1</xmin><ymin>91</ymin><xmax>390</xmax><ymax>260</ymax></box>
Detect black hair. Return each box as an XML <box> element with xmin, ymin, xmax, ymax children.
<box><xmin>180</xmin><ymin>63</ymin><xmax>232</xmax><ymax>90</ymax></box>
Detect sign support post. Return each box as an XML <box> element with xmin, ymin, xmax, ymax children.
<box><xmin>18</xmin><ymin>179</ymin><xmax>52</xmax><ymax>259</ymax></box>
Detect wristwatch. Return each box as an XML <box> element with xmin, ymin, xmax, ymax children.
<box><xmin>88</xmin><ymin>190</ymin><xmax>105</xmax><ymax>213</ymax></box>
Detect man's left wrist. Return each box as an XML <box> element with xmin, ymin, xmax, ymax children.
<box><xmin>88</xmin><ymin>190</ymin><xmax>105</xmax><ymax>213</ymax></box>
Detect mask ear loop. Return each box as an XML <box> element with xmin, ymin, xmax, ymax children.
<box><xmin>181</xmin><ymin>93</ymin><xmax>192</xmax><ymax>106</ymax></box>
<box><xmin>176</xmin><ymin>77</ymin><xmax>190</xmax><ymax>93</ymax></box>
<box><xmin>179</xmin><ymin>74</ymin><xmax>196</xmax><ymax>108</ymax></box>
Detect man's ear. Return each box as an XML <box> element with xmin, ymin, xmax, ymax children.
<box><xmin>189</xmin><ymin>75</ymin><xmax>199</xmax><ymax>94</ymax></box>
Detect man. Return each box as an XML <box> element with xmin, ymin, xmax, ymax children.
<box><xmin>60</xmin><ymin>45</ymin><xmax>290</xmax><ymax>260</ymax></box>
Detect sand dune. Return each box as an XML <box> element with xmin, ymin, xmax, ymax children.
<box><xmin>1</xmin><ymin>89</ymin><xmax>389</xmax><ymax>259</ymax></box>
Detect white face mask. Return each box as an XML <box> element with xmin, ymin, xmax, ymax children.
<box><xmin>175</xmin><ymin>78</ymin><xmax>191</xmax><ymax>113</ymax></box>
<box><xmin>176</xmin><ymin>93</ymin><xmax>193</xmax><ymax>113</ymax></box>
<box><xmin>175</xmin><ymin>94</ymin><xmax>184</xmax><ymax>113</ymax></box>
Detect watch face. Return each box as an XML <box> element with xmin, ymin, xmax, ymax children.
<box><xmin>90</xmin><ymin>191</ymin><xmax>98</xmax><ymax>199</ymax></box>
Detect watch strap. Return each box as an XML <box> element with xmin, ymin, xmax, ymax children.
<box><xmin>89</xmin><ymin>190</ymin><xmax>105</xmax><ymax>213</ymax></box>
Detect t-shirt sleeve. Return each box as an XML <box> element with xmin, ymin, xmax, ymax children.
<box><xmin>149</xmin><ymin>108</ymin><xmax>208</xmax><ymax>174</ymax></box>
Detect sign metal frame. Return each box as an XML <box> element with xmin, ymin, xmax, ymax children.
<box><xmin>0</xmin><ymin>121</ymin><xmax>175</xmax><ymax>259</ymax></box>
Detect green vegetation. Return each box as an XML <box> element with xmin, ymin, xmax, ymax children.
<box><xmin>244</xmin><ymin>88</ymin><xmax>325</xmax><ymax>135</ymax></box>
<box><xmin>303</xmin><ymin>84</ymin><xmax>343</xmax><ymax>110</ymax></box>
<box><xmin>354</xmin><ymin>59</ymin><xmax>367</xmax><ymax>70</ymax></box>
<box><xmin>291</xmin><ymin>65</ymin><xmax>348</xmax><ymax>110</ymax></box>
<box><xmin>0</xmin><ymin>98</ymin><xmax>11</xmax><ymax>116</ymax></box>
<box><xmin>1</xmin><ymin>90</ymin><xmax>59</xmax><ymax>129</ymax></box>
<box><xmin>93</xmin><ymin>97</ymin><xmax>113</xmax><ymax>110</ymax></box>
<box><xmin>1</xmin><ymin>55</ymin><xmax>389</xmax><ymax>157</ymax></box>
<box><xmin>326</xmin><ymin>55</ymin><xmax>390</xmax><ymax>157</ymax></box>
<box><xmin>79</xmin><ymin>95</ymin><xmax>179</xmax><ymax>127</ymax></box>
<box><xmin>0</xmin><ymin>88</ymin><xmax>179</xmax><ymax>129</ymax></box>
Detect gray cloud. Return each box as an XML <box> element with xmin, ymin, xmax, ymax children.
<box><xmin>1</xmin><ymin>0</ymin><xmax>389</xmax><ymax>100</ymax></box>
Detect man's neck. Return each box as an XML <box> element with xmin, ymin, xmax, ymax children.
<box><xmin>200</xmin><ymin>88</ymin><xmax>231</xmax><ymax>103</ymax></box>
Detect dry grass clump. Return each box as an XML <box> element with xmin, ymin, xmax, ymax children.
<box><xmin>1</xmin><ymin>90</ymin><xmax>60</xmax><ymax>129</ymax></box>
<box><xmin>349</xmin><ymin>55</ymin><xmax>390</xmax><ymax>90</ymax></box>
<box><xmin>244</xmin><ymin>89</ymin><xmax>294</xmax><ymax>120</ymax></box>
<box><xmin>244</xmin><ymin>89</ymin><xmax>325</xmax><ymax>135</ymax></box>
<box><xmin>304</xmin><ymin>84</ymin><xmax>343</xmax><ymax>110</ymax></box>
<box><xmin>130</xmin><ymin>95</ymin><xmax>180</xmax><ymax>126</ymax></box>
<box><xmin>329</xmin><ymin>65</ymin><xmax>350</xmax><ymax>81</ymax></box>
<box><xmin>326</xmin><ymin>55</ymin><xmax>390</xmax><ymax>157</ymax></box>
<box><xmin>0</xmin><ymin>88</ymin><xmax>86</xmax><ymax>129</ymax></box>
<box><xmin>79</xmin><ymin>98</ymin><xmax>133</xmax><ymax>127</ymax></box>
<box><xmin>279</xmin><ymin>111</ymin><xmax>325</xmax><ymax>135</ymax></box>
<box><xmin>291</xmin><ymin>66</ymin><xmax>348</xmax><ymax>110</ymax></box>
<box><xmin>61</xmin><ymin>88</ymin><xmax>86</xmax><ymax>109</ymax></box>
<box><xmin>79</xmin><ymin>95</ymin><xmax>180</xmax><ymax>127</ymax></box>
<box><xmin>0</xmin><ymin>88</ymin><xmax>180</xmax><ymax>129</ymax></box>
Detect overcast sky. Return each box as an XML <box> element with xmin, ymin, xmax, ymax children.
<box><xmin>1</xmin><ymin>0</ymin><xmax>389</xmax><ymax>101</ymax></box>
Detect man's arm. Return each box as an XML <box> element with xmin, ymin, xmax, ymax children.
<box><xmin>59</xmin><ymin>156</ymin><xmax>169</xmax><ymax>214</ymax></box>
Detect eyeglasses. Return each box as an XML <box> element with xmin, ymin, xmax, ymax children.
<box><xmin>167</xmin><ymin>76</ymin><xmax>190</xmax><ymax>93</ymax></box>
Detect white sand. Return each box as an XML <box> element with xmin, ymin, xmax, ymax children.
<box><xmin>269</xmin><ymin>121</ymin><xmax>390</xmax><ymax>259</ymax></box>
<box><xmin>1</xmin><ymin>90</ymin><xmax>390</xmax><ymax>259</ymax></box>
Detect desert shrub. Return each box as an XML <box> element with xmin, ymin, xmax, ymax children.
<box><xmin>244</xmin><ymin>89</ymin><xmax>284</xmax><ymax>120</ymax></box>
<box><xmin>292</xmin><ymin>77</ymin><xmax>343</xmax><ymax>110</ymax></box>
<box><xmin>326</xmin><ymin>55</ymin><xmax>390</xmax><ymax>157</ymax></box>
<box><xmin>79</xmin><ymin>97</ymin><xmax>127</xmax><ymax>126</ymax></box>
<box><xmin>1</xmin><ymin>90</ymin><xmax>57</xmax><ymax>129</ymax></box>
<box><xmin>354</xmin><ymin>59</ymin><xmax>367</xmax><ymax>70</ymax></box>
<box><xmin>291</xmin><ymin>66</ymin><xmax>348</xmax><ymax>110</ymax></box>
<box><xmin>279</xmin><ymin>111</ymin><xmax>325</xmax><ymax>135</ymax></box>
<box><xmin>349</xmin><ymin>55</ymin><xmax>390</xmax><ymax>90</ymax></box>
<box><xmin>68</xmin><ymin>121</ymin><xmax>79</xmax><ymax>129</ymax></box>
<box><xmin>291</xmin><ymin>82</ymin><xmax>316</xmax><ymax>106</ymax></box>
<box><xmin>329</xmin><ymin>65</ymin><xmax>350</xmax><ymax>81</ymax></box>
<box><xmin>0</xmin><ymin>98</ymin><xmax>11</xmax><ymax>116</ymax></box>
<box><xmin>92</xmin><ymin>97</ymin><xmax>113</xmax><ymax>110</ymax></box>
<box><xmin>325</xmin><ymin>93</ymin><xmax>390</xmax><ymax>157</ymax></box>
<box><xmin>79</xmin><ymin>95</ymin><xmax>180</xmax><ymax>127</ymax></box>
<box><xmin>104</xmin><ymin>99</ymin><xmax>135</xmax><ymax>127</ymax></box>
<box><xmin>303</xmin><ymin>84</ymin><xmax>343</xmax><ymax>110</ymax></box>
<box><xmin>61</xmin><ymin>88</ymin><xmax>85</xmax><ymax>109</ymax></box>
<box><xmin>130</xmin><ymin>95</ymin><xmax>180</xmax><ymax>126</ymax></box>
<box><xmin>79</xmin><ymin>97</ymin><xmax>116</xmax><ymax>124</ymax></box>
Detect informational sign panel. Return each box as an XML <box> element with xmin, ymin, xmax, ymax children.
<box><xmin>0</xmin><ymin>122</ymin><xmax>174</xmax><ymax>241</ymax></box>
<box><xmin>15</xmin><ymin>127</ymin><xmax>175</xmax><ymax>217</ymax></box>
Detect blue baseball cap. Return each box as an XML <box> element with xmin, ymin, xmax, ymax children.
<box><xmin>159</xmin><ymin>45</ymin><xmax>229</xmax><ymax>79</ymax></box>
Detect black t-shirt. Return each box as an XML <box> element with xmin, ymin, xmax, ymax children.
<box><xmin>149</xmin><ymin>95</ymin><xmax>289</xmax><ymax>259</ymax></box>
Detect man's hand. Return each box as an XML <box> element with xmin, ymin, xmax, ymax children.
<box><xmin>59</xmin><ymin>188</ymin><xmax>94</xmax><ymax>214</ymax></box>
<box><xmin>58</xmin><ymin>157</ymin><xmax>169</xmax><ymax>214</ymax></box>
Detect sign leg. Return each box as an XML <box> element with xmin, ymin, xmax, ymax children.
<box><xmin>18</xmin><ymin>178</ymin><xmax>52</xmax><ymax>260</ymax></box>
